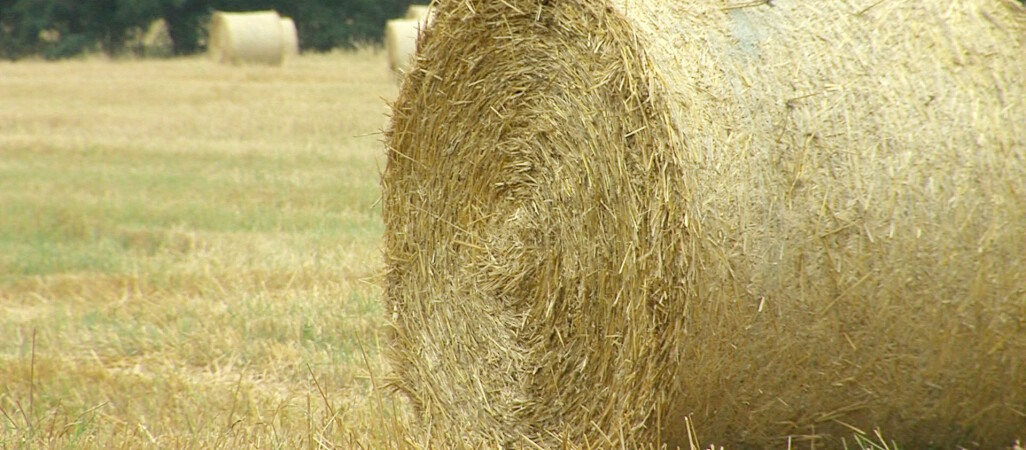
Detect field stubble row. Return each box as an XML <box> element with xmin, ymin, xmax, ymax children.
<box><xmin>0</xmin><ymin>50</ymin><xmax>417</xmax><ymax>448</ymax></box>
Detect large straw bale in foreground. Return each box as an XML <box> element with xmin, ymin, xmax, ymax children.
<box><xmin>383</xmin><ymin>0</ymin><xmax>1026</xmax><ymax>447</ymax></box>
<box><xmin>209</xmin><ymin>11</ymin><xmax>286</xmax><ymax>66</ymax></box>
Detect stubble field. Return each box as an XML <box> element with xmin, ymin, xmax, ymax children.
<box><xmin>0</xmin><ymin>50</ymin><xmax>414</xmax><ymax>448</ymax></box>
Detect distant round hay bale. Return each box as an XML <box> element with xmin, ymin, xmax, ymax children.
<box><xmin>142</xmin><ymin>19</ymin><xmax>172</xmax><ymax>57</ymax></box>
<box><xmin>405</xmin><ymin>5</ymin><xmax>432</xmax><ymax>20</ymax></box>
<box><xmin>208</xmin><ymin>11</ymin><xmax>285</xmax><ymax>66</ymax></box>
<box><xmin>383</xmin><ymin>0</ymin><xmax>1026</xmax><ymax>448</ymax></box>
<box><xmin>385</xmin><ymin>19</ymin><xmax>421</xmax><ymax>75</ymax></box>
<box><xmin>280</xmin><ymin>17</ymin><xmax>299</xmax><ymax>58</ymax></box>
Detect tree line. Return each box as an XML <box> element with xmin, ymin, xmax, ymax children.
<box><xmin>0</xmin><ymin>0</ymin><xmax>425</xmax><ymax>59</ymax></box>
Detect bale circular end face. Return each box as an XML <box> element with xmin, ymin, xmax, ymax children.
<box><xmin>383</xmin><ymin>0</ymin><xmax>1026</xmax><ymax>447</ymax></box>
<box><xmin>208</xmin><ymin>11</ymin><xmax>286</xmax><ymax>66</ymax></box>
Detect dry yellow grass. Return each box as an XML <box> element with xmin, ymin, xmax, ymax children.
<box><xmin>0</xmin><ymin>50</ymin><xmax>416</xmax><ymax>448</ymax></box>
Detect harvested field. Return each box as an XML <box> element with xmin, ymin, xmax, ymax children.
<box><xmin>383</xmin><ymin>0</ymin><xmax>1026</xmax><ymax>447</ymax></box>
<box><xmin>0</xmin><ymin>50</ymin><xmax>413</xmax><ymax>448</ymax></box>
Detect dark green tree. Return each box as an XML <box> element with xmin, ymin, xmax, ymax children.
<box><xmin>0</xmin><ymin>0</ymin><xmax>51</xmax><ymax>58</ymax></box>
<box><xmin>152</xmin><ymin>0</ymin><xmax>412</xmax><ymax>54</ymax></box>
<box><xmin>158</xmin><ymin>0</ymin><xmax>207</xmax><ymax>55</ymax></box>
<box><xmin>1</xmin><ymin>0</ymin><xmax>422</xmax><ymax>59</ymax></box>
<box><xmin>0</xmin><ymin>0</ymin><xmax>161</xmax><ymax>58</ymax></box>
<box><xmin>290</xmin><ymin>0</ymin><xmax>407</xmax><ymax>51</ymax></box>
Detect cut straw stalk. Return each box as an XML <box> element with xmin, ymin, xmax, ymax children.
<box><xmin>383</xmin><ymin>0</ymin><xmax>1026</xmax><ymax>447</ymax></box>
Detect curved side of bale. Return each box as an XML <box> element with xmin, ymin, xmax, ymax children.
<box><xmin>385</xmin><ymin>19</ymin><xmax>421</xmax><ymax>74</ymax></box>
<box><xmin>208</xmin><ymin>11</ymin><xmax>285</xmax><ymax>66</ymax></box>
<box><xmin>383</xmin><ymin>0</ymin><xmax>1026</xmax><ymax>447</ymax></box>
<box><xmin>280</xmin><ymin>17</ymin><xmax>299</xmax><ymax>58</ymax></box>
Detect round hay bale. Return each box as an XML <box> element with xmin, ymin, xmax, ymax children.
<box><xmin>208</xmin><ymin>11</ymin><xmax>285</xmax><ymax>66</ymax></box>
<box><xmin>385</xmin><ymin>19</ymin><xmax>422</xmax><ymax>75</ymax></box>
<box><xmin>142</xmin><ymin>19</ymin><xmax>172</xmax><ymax>57</ymax></box>
<box><xmin>280</xmin><ymin>17</ymin><xmax>300</xmax><ymax>58</ymax></box>
<box><xmin>383</xmin><ymin>0</ymin><xmax>1026</xmax><ymax>448</ymax></box>
<box><xmin>405</xmin><ymin>5</ymin><xmax>433</xmax><ymax>21</ymax></box>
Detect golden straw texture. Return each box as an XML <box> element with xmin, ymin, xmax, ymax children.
<box><xmin>383</xmin><ymin>0</ymin><xmax>1026</xmax><ymax>447</ymax></box>
<box><xmin>208</xmin><ymin>11</ymin><xmax>285</xmax><ymax>66</ymax></box>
